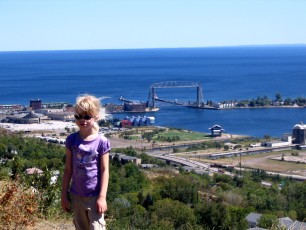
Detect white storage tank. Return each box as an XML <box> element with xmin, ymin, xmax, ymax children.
<box><xmin>146</xmin><ymin>116</ymin><xmax>155</xmax><ymax>125</ymax></box>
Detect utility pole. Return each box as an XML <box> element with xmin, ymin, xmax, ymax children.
<box><xmin>239</xmin><ymin>152</ymin><xmax>242</xmax><ymax>176</ymax></box>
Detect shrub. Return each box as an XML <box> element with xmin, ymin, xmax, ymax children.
<box><xmin>0</xmin><ymin>179</ymin><xmax>39</xmax><ymax>228</ymax></box>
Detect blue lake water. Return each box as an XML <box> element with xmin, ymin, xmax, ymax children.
<box><xmin>1</xmin><ymin>46</ymin><xmax>306</xmax><ymax>137</ymax></box>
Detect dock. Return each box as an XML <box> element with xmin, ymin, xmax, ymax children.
<box><xmin>155</xmin><ymin>98</ymin><xmax>219</xmax><ymax>110</ymax></box>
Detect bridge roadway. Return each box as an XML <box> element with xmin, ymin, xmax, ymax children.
<box><xmin>147</xmin><ymin>152</ymin><xmax>209</xmax><ymax>169</ymax></box>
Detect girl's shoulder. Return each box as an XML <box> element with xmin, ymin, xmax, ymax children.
<box><xmin>66</xmin><ymin>132</ymin><xmax>80</xmax><ymax>144</ymax></box>
<box><xmin>98</xmin><ymin>133</ymin><xmax>108</xmax><ymax>140</ymax></box>
<box><xmin>67</xmin><ymin>132</ymin><xmax>79</xmax><ymax>140</ymax></box>
<box><xmin>96</xmin><ymin>133</ymin><xmax>110</xmax><ymax>144</ymax></box>
<box><xmin>97</xmin><ymin>134</ymin><xmax>111</xmax><ymax>153</ymax></box>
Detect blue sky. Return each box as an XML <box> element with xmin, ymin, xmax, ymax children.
<box><xmin>1</xmin><ymin>0</ymin><xmax>305</xmax><ymax>51</ymax></box>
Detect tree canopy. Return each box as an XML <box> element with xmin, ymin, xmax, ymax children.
<box><xmin>0</xmin><ymin>129</ymin><xmax>306</xmax><ymax>229</ymax></box>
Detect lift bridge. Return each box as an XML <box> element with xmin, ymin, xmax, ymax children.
<box><xmin>147</xmin><ymin>81</ymin><xmax>204</xmax><ymax>108</ymax></box>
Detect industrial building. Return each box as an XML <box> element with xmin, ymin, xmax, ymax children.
<box><xmin>120</xmin><ymin>116</ymin><xmax>155</xmax><ymax>127</ymax></box>
<box><xmin>123</xmin><ymin>102</ymin><xmax>147</xmax><ymax>112</ymax></box>
<box><xmin>292</xmin><ymin>123</ymin><xmax>306</xmax><ymax>145</ymax></box>
<box><xmin>109</xmin><ymin>153</ymin><xmax>141</xmax><ymax>165</ymax></box>
<box><xmin>209</xmin><ymin>124</ymin><xmax>224</xmax><ymax>137</ymax></box>
<box><xmin>35</xmin><ymin>109</ymin><xmax>74</xmax><ymax>121</ymax></box>
<box><xmin>5</xmin><ymin>111</ymin><xmax>48</xmax><ymax>124</ymax></box>
<box><xmin>0</xmin><ymin>104</ymin><xmax>24</xmax><ymax>112</ymax></box>
<box><xmin>30</xmin><ymin>99</ymin><xmax>42</xmax><ymax>110</ymax></box>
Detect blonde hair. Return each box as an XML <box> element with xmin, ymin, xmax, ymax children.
<box><xmin>75</xmin><ymin>94</ymin><xmax>106</xmax><ymax>131</ymax></box>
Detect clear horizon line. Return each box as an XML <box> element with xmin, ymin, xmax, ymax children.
<box><xmin>1</xmin><ymin>43</ymin><xmax>306</xmax><ymax>53</ymax></box>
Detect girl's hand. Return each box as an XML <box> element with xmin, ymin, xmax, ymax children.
<box><xmin>61</xmin><ymin>195</ymin><xmax>71</xmax><ymax>212</ymax></box>
<box><xmin>96</xmin><ymin>196</ymin><xmax>107</xmax><ymax>214</ymax></box>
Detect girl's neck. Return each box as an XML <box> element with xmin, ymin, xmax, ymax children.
<box><xmin>78</xmin><ymin>129</ymin><xmax>98</xmax><ymax>141</ymax></box>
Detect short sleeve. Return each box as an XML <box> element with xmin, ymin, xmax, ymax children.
<box><xmin>99</xmin><ymin>135</ymin><xmax>111</xmax><ymax>155</ymax></box>
<box><xmin>65</xmin><ymin>133</ymin><xmax>73</xmax><ymax>151</ymax></box>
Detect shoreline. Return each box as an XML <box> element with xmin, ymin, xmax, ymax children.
<box><xmin>219</xmin><ymin>105</ymin><xmax>305</xmax><ymax>109</ymax></box>
<box><xmin>107</xmin><ymin>104</ymin><xmax>306</xmax><ymax>113</ymax></box>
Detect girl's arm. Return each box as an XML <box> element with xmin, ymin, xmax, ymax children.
<box><xmin>61</xmin><ymin>148</ymin><xmax>72</xmax><ymax>212</ymax></box>
<box><xmin>96</xmin><ymin>152</ymin><xmax>109</xmax><ymax>214</ymax></box>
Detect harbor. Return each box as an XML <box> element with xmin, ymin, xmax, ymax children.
<box><xmin>105</xmin><ymin>81</ymin><xmax>219</xmax><ymax>113</ymax></box>
<box><xmin>104</xmin><ymin>81</ymin><xmax>306</xmax><ymax>114</ymax></box>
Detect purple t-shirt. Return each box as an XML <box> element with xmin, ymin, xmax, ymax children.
<box><xmin>66</xmin><ymin>132</ymin><xmax>110</xmax><ymax>197</ymax></box>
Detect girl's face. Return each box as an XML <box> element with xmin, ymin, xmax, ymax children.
<box><xmin>74</xmin><ymin>110</ymin><xmax>96</xmax><ymax>131</ymax></box>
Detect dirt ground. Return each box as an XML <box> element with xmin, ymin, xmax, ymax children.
<box><xmin>109</xmin><ymin>132</ymin><xmax>240</xmax><ymax>149</ymax></box>
<box><xmin>240</xmin><ymin>152</ymin><xmax>306</xmax><ymax>176</ymax></box>
<box><xmin>187</xmin><ymin>150</ymin><xmax>306</xmax><ymax>177</ymax></box>
<box><xmin>26</xmin><ymin>220</ymin><xmax>74</xmax><ymax>230</ymax></box>
<box><xmin>108</xmin><ymin>136</ymin><xmax>151</xmax><ymax>149</ymax></box>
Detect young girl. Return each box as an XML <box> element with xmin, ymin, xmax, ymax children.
<box><xmin>61</xmin><ymin>94</ymin><xmax>110</xmax><ymax>230</ymax></box>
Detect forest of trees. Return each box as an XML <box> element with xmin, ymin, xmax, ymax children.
<box><xmin>219</xmin><ymin>93</ymin><xmax>306</xmax><ymax>108</ymax></box>
<box><xmin>0</xmin><ymin>128</ymin><xmax>306</xmax><ymax>229</ymax></box>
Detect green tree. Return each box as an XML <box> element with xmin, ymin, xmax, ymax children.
<box><xmin>148</xmin><ymin>219</ymin><xmax>174</xmax><ymax>230</ymax></box>
<box><xmin>275</xmin><ymin>93</ymin><xmax>282</xmax><ymax>102</ymax></box>
<box><xmin>281</xmin><ymin>182</ymin><xmax>306</xmax><ymax>221</ymax></box>
<box><xmin>129</xmin><ymin>205</ymin><xmax>150</xmax><ymax>229</ymax></box>
<box><xmin>119</xmin><ymin>163</ymin><xmax>148</xmax><ymax>193</ymax></box>
<box><xmin>142</xmin><ymin>193</ymin><xmax>154</xmax><ymax>210</ymax></box>
<box><xmin>150</xmin><ymin>198</ymin><xmax>197</xmax><ymax>229</ymax></box>
<box><xmin>258</xmin><ymin>213</ymin><xmax>279</xmax><ymax>229</ymax></box>
<box><xmin>284</xmin><ymin>97</ymin><xmax>292</xmax><ymax>105</ymax></box>
<box><xmin>160</xmin><ymin>176</ymin><xmax>198</xmax><ymax>205</ymax></box>
<box><xmin>0</xmin><ymin>143</ymin><xmax>7</xmax><ymax>158</ymax></box>
<box><xmin>10</xmin><ymin>156</ymin><xmax>24</xmax><ymax>179</ymax></box>
<box><xmin>224</xmin><ymin>206</ymin><xmax>249</xmax><ymax>230</ymax></box>
<box><xmin>194</xmin><ymin>201</ymin><xmax>227</xmax><ymax>229</ymax></box>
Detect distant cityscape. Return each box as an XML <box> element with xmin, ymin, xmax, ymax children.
<box><xmin>0</xmin><ymin>99</ymin><xmax>156</xmax><ymax>129</ymax></box>
<box><xmin>2</xmin><ymin>96</ymin><xmax>305</xmax><ymax>146</ymax></box>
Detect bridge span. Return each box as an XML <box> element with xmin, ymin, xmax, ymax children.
<box><xmin>147</xmin><ymin>81</ymin><xmax>218</xmax><ymax>110</ymax></box>
<box><xmin>147</xmin><ymin>81</ymin><xmax>203</xmax><ymax>108</ymax></box>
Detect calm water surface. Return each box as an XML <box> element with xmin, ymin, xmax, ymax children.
<box><xmin>1</xmin><ymin>46</ymin><xmax>306</xmax><ymax>137</ymax></box>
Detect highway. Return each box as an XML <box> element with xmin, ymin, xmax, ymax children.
<box><xmin>146</xmin><ymin>152</ymin><xmax>232</xmax><ymax>175</ymax></box>
<box><xmin>146</xmin><ymin>149</ymin><xmax>306</xmax><ymax>180</ymax></box>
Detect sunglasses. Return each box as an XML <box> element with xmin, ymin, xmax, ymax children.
<box><xmin>74</xmin><ymin>114</ymin><xmax>93</xmax><ymax>120</ymax></box>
